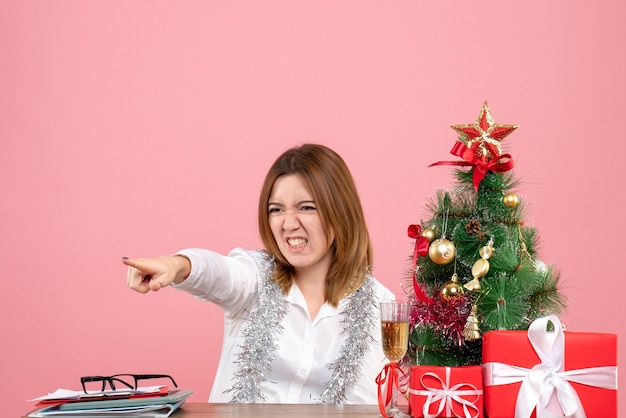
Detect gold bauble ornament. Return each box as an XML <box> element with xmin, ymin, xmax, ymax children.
<box><xmin>441</xmin><ymin>274</ymin><xmax>465</xmax><ymax>300</ymax></box>
<box><xmin>428</xmin><ymin>238</ymin><xmax>456</xmax><ymax>265</ymax></box>
<box><xmin>503</xmin><ymin>193</ymin><xmax>519</xmax><ymax>208</ymax></box>
<box><xmin>422</xmin><ymin>228</ymin><xmax>436</xmax><ymax>243</ymax></box>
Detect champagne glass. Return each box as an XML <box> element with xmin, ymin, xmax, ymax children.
<box><xmin>380</xmin><ymin>300</ymin><xmax>410</xmax><ymax>418</ymax></box>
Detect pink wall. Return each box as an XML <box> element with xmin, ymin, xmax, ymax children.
<box><xmin>2</xmin><ymin>2</ymin><xmax>624</xmax><ymax>417</ymax></box>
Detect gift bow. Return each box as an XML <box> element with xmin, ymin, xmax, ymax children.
<box><xmin>430</xmin><ymin>141</ymin><xmax>514</xmax><ymax>192</ymax></box>
<box><xmin>483</xmin><ymin>315</ymin><xmax>618</xmax><ymax>418</ymax></box>
<box><xmin>409</xmin><ymin>367</ymin><xmax>483</xmax><ymax>418</ymax></box>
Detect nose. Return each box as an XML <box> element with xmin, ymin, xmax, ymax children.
<box><xmin>282</xmin><ymin>210</ymin><xmax>301</xmax><ymax>231</ymax></box>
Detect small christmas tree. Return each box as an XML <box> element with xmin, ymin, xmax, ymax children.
<box><xmin>406</xmin><ymin>102</ymin><xmax>566</xmax><ymax>367</ymax></box>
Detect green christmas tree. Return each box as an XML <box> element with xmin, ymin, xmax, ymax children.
<box><xmin>407</xmin><ymin>102</ymin><xmax>566</xmax><ymax>367</ymax></box>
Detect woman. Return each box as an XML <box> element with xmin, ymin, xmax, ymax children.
<box><xmin>124</xmin><ymin>143</ymin><xmax>395</xmax><ymax>404</ymax></box>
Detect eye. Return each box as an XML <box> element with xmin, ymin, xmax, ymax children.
<box><xmin>300</xmin><ymin>204</ymin><xmax>317</xmax><ymax>212</ymax></box>
<box><xmin>268</xmin><ymin>206</ymin><xmax>283</xmax><ymax>214</ymax></box>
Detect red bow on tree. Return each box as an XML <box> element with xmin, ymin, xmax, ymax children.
<box><xmin>430</xmin><ymin>141</ymin><xmax>514</xmax><ymax>192</ymax></box>
<box><xmin>407</xmin><ymin>224</ymin><xmax>433</xmax><ymax>304</ymax></box>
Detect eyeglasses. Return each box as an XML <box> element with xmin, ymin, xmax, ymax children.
<box><xmin>80</xmin><ymin>374</ymin><xmax>178</xmax><ymax>393</ymax></box>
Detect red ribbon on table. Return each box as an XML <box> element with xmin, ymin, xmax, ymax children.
<box><xmin>407</xmin><ymin>224</ymin><xmax>433</xmax><ymax>304</ymax></box>
<box><xmin>376</xmin><ymin>362</ymin><xmax>408</xmax><ymax>418</ymax></box>
<box><xmin>429</xmin><ymin>142</ymin><xmax>514</xmax><ymax>192</ymax></box>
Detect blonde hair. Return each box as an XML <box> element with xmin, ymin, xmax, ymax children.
<box><xmin>258</xmin><ymin>143</ymin><xmax>373</xmax><ymax>306</ymax></box>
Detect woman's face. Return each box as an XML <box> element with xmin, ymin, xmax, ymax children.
<box><xmin>268</xmin><ymin>174</ymin><xmax>334</xmax><ymax>274</ymax></box>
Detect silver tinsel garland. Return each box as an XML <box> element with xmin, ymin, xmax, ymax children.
<box><xmin>225</xmin><ymin>253</ymin><xmax>287</xmax><ymax>403</ymax></box>
<box><xmin>319</xmin><ymin>275</ymin><xmax>377</xmax><ymax>404</ymax></box>
<box><xmin>225</xmin><ymin>252</ymin><xmax>377</xmax><ymax>404</ymax></box>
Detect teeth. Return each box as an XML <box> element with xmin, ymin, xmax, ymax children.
<box><xmin>288</xmin><ymin>238</ymin><xmax>307</xmax><ymax>246</ymax></box>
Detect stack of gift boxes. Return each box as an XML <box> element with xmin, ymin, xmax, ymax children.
<box><xmin>406</xmin><ymin>315</ymin><xmax>618</xmax><ymax>417</ymax></box>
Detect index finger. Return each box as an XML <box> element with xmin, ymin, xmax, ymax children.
<box><xmin>121</xmin><ymin>257</ymin><xmax>151</xmax><ymax>273</ymax></box>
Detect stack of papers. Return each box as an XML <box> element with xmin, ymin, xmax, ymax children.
<box><xmin>27</xmin><ymin>387</ymin><xmax>193</xmax><ymax>417</ymax></box>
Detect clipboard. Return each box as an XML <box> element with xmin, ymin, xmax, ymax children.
<box><xmin>57</xmin><ymin>389</ymin><xmax>193</xmax><ymax>411</ymax></box>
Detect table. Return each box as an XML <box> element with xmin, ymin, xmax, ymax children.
<box><xmin>172</xmin><ymin>403</ymin><xmax>386</xmax><ymax>417</ymax></box>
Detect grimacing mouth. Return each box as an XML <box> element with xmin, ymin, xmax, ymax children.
<box><xmin>287</xmin><ymin>238</ymin><xmax>308</xmax><ymax>247</ymax></box>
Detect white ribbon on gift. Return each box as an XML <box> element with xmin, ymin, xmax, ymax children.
<box><xmin>483</xmin><ymin>315</ymin><xmax>618</xmax><ymax>418</ymax></box>
<box><xmin>408</xmin><ymin>366</ymin><xmax>483</xmax><ymax>418</ymax></box>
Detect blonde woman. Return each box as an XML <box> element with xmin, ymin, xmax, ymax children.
<box><xmin>124</xmin><ymin>143</ymin><xmax>394</xmax><ymax>404</ymax></box>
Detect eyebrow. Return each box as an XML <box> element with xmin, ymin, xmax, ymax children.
<box><xmin>267</xmin><ymin>200</ymin><xmax>316</xmax><ymax>206</ymax></box>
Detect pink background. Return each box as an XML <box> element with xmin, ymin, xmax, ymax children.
<box><xmin>2</xmin><ymin>1</ymin><xmax>624</xmax><ymax>417</ymax></box>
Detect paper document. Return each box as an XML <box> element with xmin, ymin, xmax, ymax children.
<box><xmin>30</xmin><ymin>386</ymin><xmax>165</xmax><ymax>402</ymax></box>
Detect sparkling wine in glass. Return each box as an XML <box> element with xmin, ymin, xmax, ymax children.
<box><xmin>380</xmin><ymin>300</ymin><xmax>410</xmax><ymax>418</ymax></box>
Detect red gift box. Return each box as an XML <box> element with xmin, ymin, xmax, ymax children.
<box><xmin>482</xmin><ymin>315</ymin><xmax>618</xmax><ymax>418</ymax></box>
<box><xmin>408</xmin><ymin>365</ymin><xmax>483</xmax><ymax>418</ymax></box>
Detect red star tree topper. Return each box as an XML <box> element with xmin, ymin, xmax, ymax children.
<box><xmin>430</xmin><ymin>101</ymin><xmax>518</xmax><ymax>191</ymax></box>
<box><xmin>451</xmin><ymin>101</ymin><xmax>518</xmax><ymax>159</ymax></box>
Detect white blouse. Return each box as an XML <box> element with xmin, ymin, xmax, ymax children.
<box><xmin>173</xmin><ymin>247</ymin><xmax>395</xmax><ymax>404</ymax></box>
